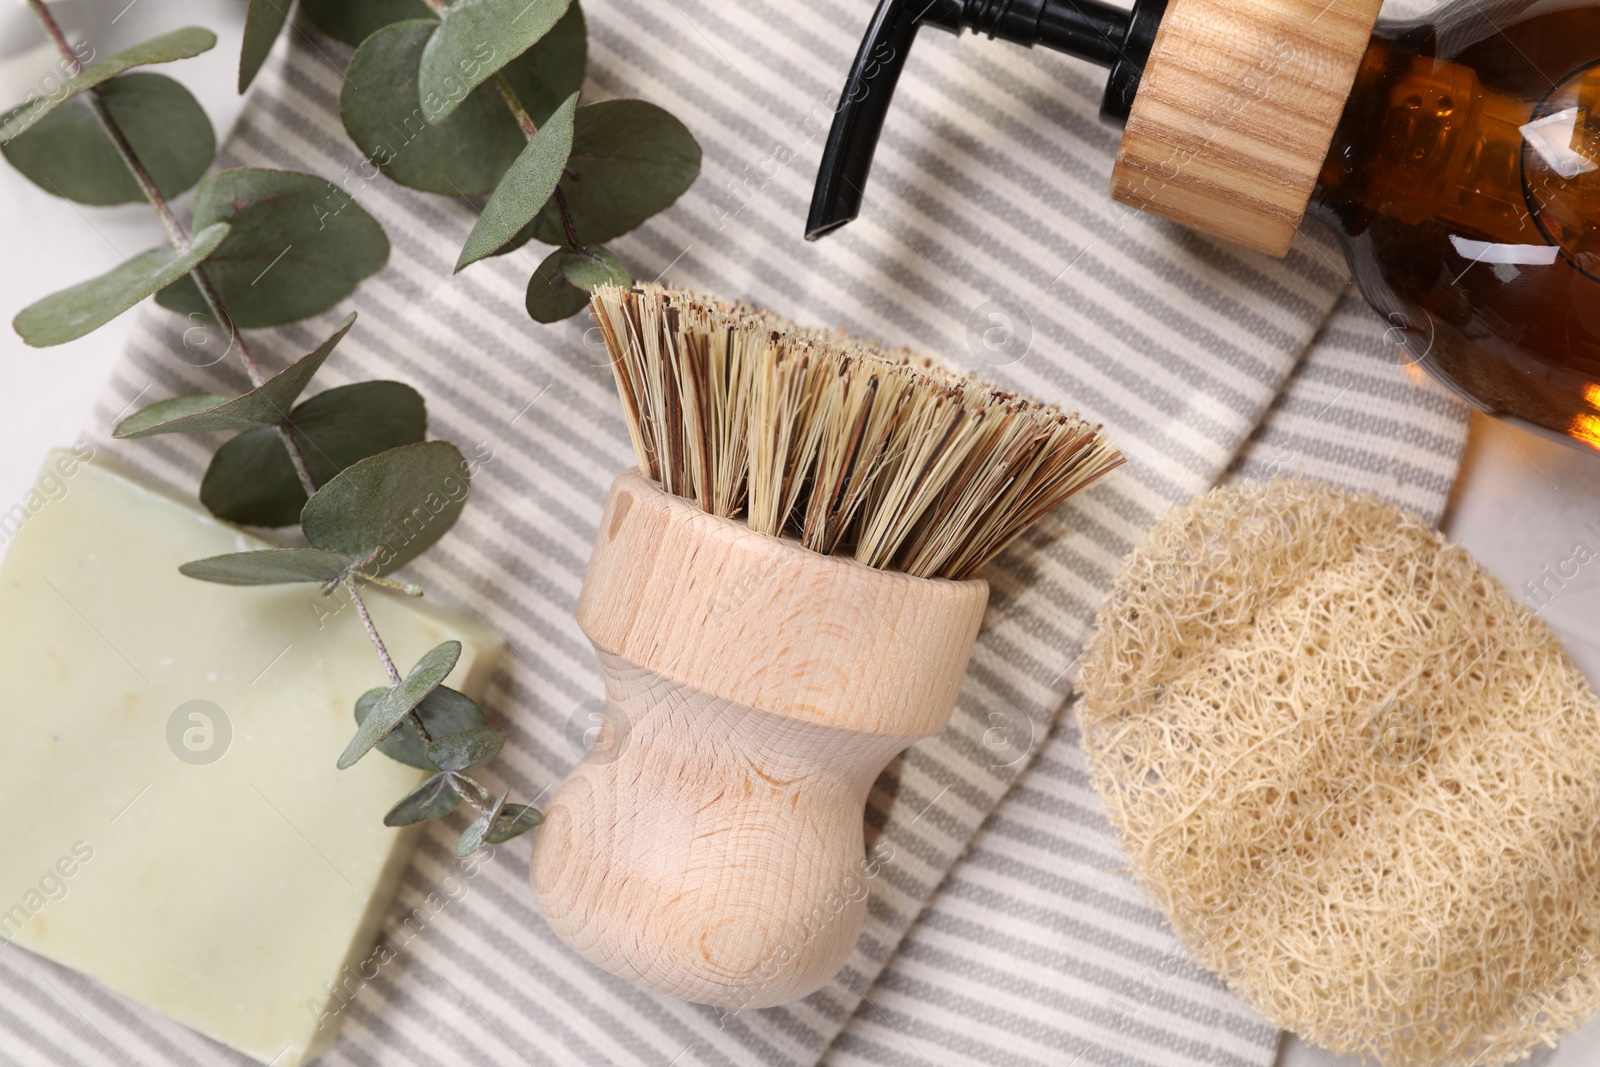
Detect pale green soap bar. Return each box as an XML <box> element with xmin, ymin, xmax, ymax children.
<box><xmin>0</xmin><ymin>450</ymin><xmax>504</xmax><ymax>1065</ymax></box>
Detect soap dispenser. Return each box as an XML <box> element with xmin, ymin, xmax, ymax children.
<box><xmin>809</xmin><ymin>0</ymin><xmax>1600</xmax><ymax>452</ymax></box>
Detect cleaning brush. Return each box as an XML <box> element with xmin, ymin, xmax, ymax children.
<box><xmin>531</xmin><ymin>285</ymin><xmax>1121</xmax><ymax>1008</ymax></box>
<box><xmin>594</xmin><ymin>285</ymin><xmax>1119</xmax><ymax>577</ymax></box>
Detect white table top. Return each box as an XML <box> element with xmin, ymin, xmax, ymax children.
<box><xmin>2</xmin><ymin>3</ymin><xmax>1597</xmax><ymax>1066</ymax></box>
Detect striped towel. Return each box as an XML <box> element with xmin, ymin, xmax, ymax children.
<box><xmin>0</xmin><ymin>2</ymin><xmax>1468</xmax><ymax>1065</ymax></box>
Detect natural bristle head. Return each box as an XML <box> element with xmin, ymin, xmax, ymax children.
<box><xmin>588</xmin><ymin>284</ymin><xmax>1122</xmax><ymax>580</ymax></box>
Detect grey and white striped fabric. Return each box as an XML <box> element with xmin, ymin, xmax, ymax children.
<box><xmin>1227</xmin><ymin>287</ymin><xmax>1469</xmax><ymax>527</ymax></box>
<box><xmin>0</xmin><ymin>2</ymin><xmax>1468</xmax><ymax>1065</ymax></box>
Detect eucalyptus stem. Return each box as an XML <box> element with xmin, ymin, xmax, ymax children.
<box><xmin>361</xmin><ymin>574</ymin><xmax>425</xmax><ymax>597</ymax></box>
<box><xmin>25</xmin><ymin>0</ymin><xmax>318</xmax><ymax>498</ymax></box>
<box><xmin>345</xmin><ymin>575</ymin><xmax>433</xmax><ymax>748</ymax></box>
<box><xmin>88</xmin><ymin>93</ymin><xmax>190</xmax><ymax>247</ymax></box>
<box><xmin>27</xmin><ymin>0</ymin><xmax>76</xmax><ymax>73</ymax></box>
<box><xmin>553</xmin><ymin>186</ymin><xmax>582</xmax><ymax>251</ymax></box>
<box><xmin>346</xmin><ymin>576</ymin><xmax>404</xmax><ymax>687</ymax></box>
<box><xmin>492</xmin><ymin>72</ymin><xmax>539</xmax><ymax>138</ymax></box>
<box><xmin>277</xmin><ymin>425</ymin><xmax>318</xmax><ymax>497</ymax></box>
<box><xmin>456</xmin><ymin>780</ymin><xmax>492</xmax><ymax>815</ymax></box>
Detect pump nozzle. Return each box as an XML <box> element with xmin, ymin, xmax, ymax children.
<box><xmin>806</xmin><ymin>0</ymin><xmax>1167</xmax><ymax>241</ymax></box>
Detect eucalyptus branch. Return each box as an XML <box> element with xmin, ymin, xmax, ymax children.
<box><xmin>25</xmin><ymin>0</ymin><xmax>318</xmax><ymax>498</ymax></box>
<box><xmin>31</xmin><ymin>0</ymin><xmax>251</xmax><ymax>373</ymax></box>
<box><xmin>22</xmin><ymin>4</ymin><xmax>398</xmax><ymax>716</ymax></box>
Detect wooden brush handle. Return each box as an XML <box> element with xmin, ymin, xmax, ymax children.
<box><xmin>531</xmin><ymin>472</ymin><xmax>987</xmax><ymax>1007</ymax></box>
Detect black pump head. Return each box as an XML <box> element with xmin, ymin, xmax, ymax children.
<box><xmin>805</xmin><ymin>0</ymin><xmax>1167</xmax><ymax>240</ymax></box>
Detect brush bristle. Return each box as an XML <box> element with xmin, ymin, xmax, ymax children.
<box><xmin>589</xmin><ymin>284</ymin><xmax>1122</xmax><ymax>580</ymax></box>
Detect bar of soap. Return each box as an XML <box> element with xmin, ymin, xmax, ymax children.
<box><xmin>0</xmin><ymin>449</ymin><xmax>504</xmax><ymax>1065</ymax></box>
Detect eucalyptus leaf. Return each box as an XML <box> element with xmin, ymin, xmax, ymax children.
<box><xmin>355</xmin><ymin>684</ymin><xmax>487</xmax><ymax>769</ymax></box>
<box><xmin>239</xmin><ymin>0</ymin><xmax>292</xmax><ymax>92</ymax></box>
<box><xmin>301</xmin><ymin>440</ymin><xmax>469</xmax><ymax>575</ymax></box>
<box><xmin>201</xmin><ymin>427</ymin><xmax>305</xmax><ymax>526</ymax></box>
<box><xmin>2</xmin><ymin>73</ymin><xmax>215</xmax><ymax>205</ymax></box>
<box><xmin>497</xmin><ymin>1</ymin><xmax>585</xmax><ymax>128</ymax></box>
<box><xmin>199</xmin><ymin>379</ymin><xmax>427</xmax><ymax>527</ymax></box>
<box><xmin>0</xmin><ymin>27</ymin><xmax>217</xmax><ymax>143</ymax></box>
<box><xmin>155</xmin><ymin>168</ymin><xmax>389</xmax><ymax>328</ymax></box>
<box><xmin>419</xmin><ymin>0</ymin><xmax>570</xmax><ymax>124</ymax></box>
<box><xmin>559</xmin><ymin>246</ymin><xmax>629</xmax><ymax>292</ymax></box>
<box><xmin>455</xmin><ymin>92</ymin><xmax>577</xmax><ymax>271</ymax></box>
<box><xmin>383</xmin><ymin>772</ymin><xmax>462</xmax><ymax>826</ymax></box>
<box><xmin>485</xmin><ymin>802</ymin><xmax>542</xmax><ymax>843</ymax></box>
<box><xmin>456</xmin><ymin>790</ymin><xmax>507</xmax><ymax>856</ymax></box>
<box><xmin>524</xmin><ymin>248</ymin><xmax>592</xmax><ymax>323</ymax></box>
<box><xmin>178</xmin><ymin>548</ymin><xmax>355</xmax><ymax>585</ymax></box>
<box><xmin>341</xmin><ymin>20</ymin><xmax>525</xmax><ymax>197</ymax></box>
<box><xmin>113</xmin><ymin>394</ymin><xmax>232</xmax><ymax>437</ymax></box>
<box><xmin>339</xmin><ymin>640</ymin><xmax>463</xmax><ymax>769</ymax></box>
<box><xmin>527</xmin><ymin>99</ymin><xmax>701</xmax><ymax>246</ymax></box>
<box><xmin>13</xmin><ymin>222</ymin><xmax>229</xmax><ymax>347</ymax></box>
<box><xmin>301</xmin><ymin>0</ymin><xmax>435</xmax><ymax>46</ymax></box>
<box><xmin>426</xmin><ymin>726</ymin><xmax>505</xmax><ymax>772</ymax></box>
<box><xmin>116</xmin><ymin>313</ymin><xmax>356</xmax><ymax>438</ymax></box>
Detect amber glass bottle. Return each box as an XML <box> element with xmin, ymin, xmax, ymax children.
<box><xmin>1312</xmin><ymin>0</ymin><xmax>1600</xmax><ymax>450</ymax></box>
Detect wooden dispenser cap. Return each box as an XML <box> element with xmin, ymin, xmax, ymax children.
<box><xmin>1109</xmin><ymin>0</ymin><xmax>1385</xmax><ymax>256</ymax></box>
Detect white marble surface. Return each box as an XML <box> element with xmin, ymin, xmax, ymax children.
<box><xmin>2</xmin><ymin>3</ymin><xmax>1599</xmax><ymax>1066</ymax></box>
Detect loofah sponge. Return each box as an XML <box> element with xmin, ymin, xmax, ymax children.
<box><xmin>1077</xmin><ymin>478</ymin><xmax>1600</xmax><ymax>1067</ymax></box>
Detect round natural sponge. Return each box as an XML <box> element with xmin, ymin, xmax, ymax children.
<box><xmin>1077</xmin><ymin>478</ymin><xmax>1600</xmax><ymax>1067</ymax></box>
